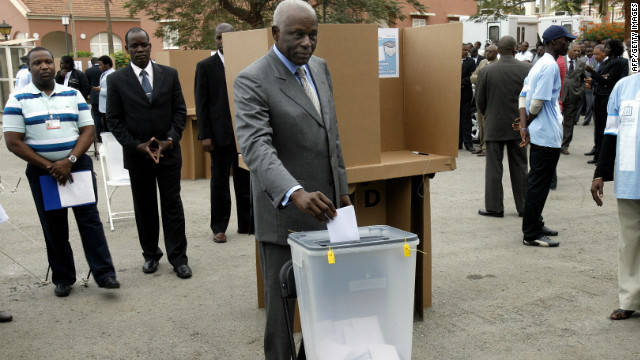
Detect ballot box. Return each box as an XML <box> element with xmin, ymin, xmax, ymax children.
<box><xmin>288</xmin><ymin>225</ymin><xmax>419</xmax><ymax>360</ymax></box>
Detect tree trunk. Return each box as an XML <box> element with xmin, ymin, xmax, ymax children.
<box><xmin>105</xmin><ymin>0</ymin><xmax>114</xmax><ymax>55</ymax></box>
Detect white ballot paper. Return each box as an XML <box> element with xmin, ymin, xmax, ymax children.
<box><xmin>327</xmin><ymin>205</ymin><xmax>360</xmax><ymax>243</ymax></box>
<box><xmin>58</xmin><ymin>171</ymin><xmax>96</xmax><ymax>207</ymax></box>
<box><xmin>0</xmin><ymin>204</ymin><xmax>8</xmax><ymax>225</ymax></box>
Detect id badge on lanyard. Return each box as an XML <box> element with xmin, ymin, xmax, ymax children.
<box><xmin>618</xmin><ymin>93</ymin><xmax>640</xmax><ymax>172</ymax></box>
<box><xmin>45</xmin><ymin>114</ymin><xmax>61</xmax><ymax>130</ymax></box>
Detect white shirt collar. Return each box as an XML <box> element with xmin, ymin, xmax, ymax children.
<box><xmin>217</xmin><ymin>51</ymin><xmax>225</xmax><ymax>65</ymax></box>
<box><xmin>130</xmin><ymin>61</ymin><xmax>153</xmax><ymax>85</ymax></box>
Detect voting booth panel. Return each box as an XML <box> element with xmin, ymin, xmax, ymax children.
<box><xmin>154</xmin><ymin>50</ymin><xmax>213</xmax><ymax>180</ymax></box>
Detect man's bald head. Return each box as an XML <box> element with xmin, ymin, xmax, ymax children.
<box><xmin>497</xmin><ymin>36</ymin><xmax>517</xmax><ymax>56</ymax></box>
<box><xmin>485</xmin><ymin>45</ymin><xmax>498</xmax><ymax>61</ymax></box>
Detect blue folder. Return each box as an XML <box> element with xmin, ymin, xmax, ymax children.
<box><xmin>39</xmin><ymin>171</ymin><xmax>96</xmax><ymax>211</ymax></box>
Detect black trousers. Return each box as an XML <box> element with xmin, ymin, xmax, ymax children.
<box><xmin>459</xmin><ymin>95</ymin><xmax>473</xmax><ymax>148</ymax></box>
<box><xmin>128</xmin><ymin>162</ymin><xmax>188</xmax><ymax>267</ymax></box>
<box><xmin>593</xmin><ymin>94</ymin><xmax>609</xmax><ymax>162</ymax></box>
<box><xmin>522</xmin><ymin>144</ymin><xmax>560</xmax><ymax>240</ymax></box>
<box><xmin>209</xmin><ymin>144</ymin><xmax>252</xmax><ymax>234</ymax></box>
<box><xmin>90</xmin><ymin>104</ymin><xmax>102</xmax><ymax>137</ymax></box>
<box><xmin>26</xmin><ymin>155</ymin><xmax>116</xmax><ymax>285</ymax></box>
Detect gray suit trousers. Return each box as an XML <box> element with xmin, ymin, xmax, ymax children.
<box><xmin>485</xmin><ymin>140</ymin><xmax>528</xmax><ymax>213</ymax></box>
<box><xmin>258</xmin><ymin>241</ymin><xmax>296</xmax><ymax>360</ymax></box>
<box><xmin>561</xmin><ymin>99</ymin><xmax>582</xmax><ymax>151</ymax></box>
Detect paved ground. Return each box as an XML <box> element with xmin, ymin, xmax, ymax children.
<box><xmin>0</xmin><ymin>120</ymin><xmax>637</xmax><ymax>359</ymax></box>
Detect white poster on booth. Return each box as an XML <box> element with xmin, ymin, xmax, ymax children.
<box><xmin>378</xmin><ymin>28</ymin><xmax>399</xmax><ymax>78</ymax></box>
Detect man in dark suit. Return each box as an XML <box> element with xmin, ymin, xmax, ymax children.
<box><xmin>585</xmin><ymin>40</ymin><xmax>627</xmax><ymax>164</ymax></box>
<box><xmin>55</xmin><ymin>56</ymin><xmax>90</xmax><ymax>100</ymax></box>
<box><xmin>234</xmin><ymin>0</ymin><xmax>351</xmax><ymax>358</ymax></box>
<box><xmin>476</xmin><ymin>36</ymin><xmax>531</xmax><ymax>218</ymax></box>
<box><xmin>106</xmin><ymin>27</ymin><xmax>192</xmax><ymax>279</ymax></box>
<box><xmin>194</xmin><ymin>23</ymin><xmax>251</xmax><ymax>243</ymax></box>
<box><xmin>560</xmin><ymin>43</ymin><xmax>586</xmax><ymax>155</ymax></box>
<box><xmin>85</xmin><ymin>57</ymin><xmax>103</xmax><ymax>139</ymax></box>
<box><xmin>460</xmin><ymin>45</ymin><xmax>477</xmax><ymax>152</ymax></box>
<box><xmin>470</xmin><ymin>47</ymin><xmax>484</xmax><ymax>67</ymax></box>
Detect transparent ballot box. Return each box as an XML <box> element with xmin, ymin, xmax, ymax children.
<box><xmin>288</xmin><ymin>225</ymin><xmax>419</xmax><ymax>360</ymax></box>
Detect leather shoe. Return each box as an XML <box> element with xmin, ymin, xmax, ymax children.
<box><xmin>465</xmin><ymin>146</ymin><xmax>475</xmax><ymax>152</ymax></box>
<box><xmin>561</xmin><ymin>149</ymin><xmax>570</xmax><ymax>155</ymax></box>
<box><xmin>478</xmin><ymin>209</ymin><xmax>504</xmax><ymax>218</ymax></box>
<box><xmin>213</xmin><ymin>233</ymin><xmax>227</xmax><ymax>243</ymax></box>
<box><xmin>584</xmin><ymin>149</ymin><xmax>595</xmax><ymax>156</ymax></box>
<box><xmin>587</xmin><ymin>159</ymin><xmax>597</xmax><ymax>164</ymax></box>
<box><xmin>142</xmin><ymin>259</ymin><xmax>159</xmax><ymax>274</ymax></box>
<box><xmin>0</xmin><ymin>311</ymin><xmax>12</xmax><ymax>323</ymax></box>
<box><xmin>54</xmin><ymin>283</ymin><xmax>72</xmax><ymax>297</ymax></box>
<box><xmin>174</xmin><ymin>264</ymin><xmax>192</xmax><ymax>279</ymax></box>
<box><xmin>541</xmin><ymin>226</ymin><xmax>559</xmax><ymax>236</ymax></box>
<box><xmin>98</xmin><ymin>276</ymin><xmax>120</xmax><ymax>289</ymax></box>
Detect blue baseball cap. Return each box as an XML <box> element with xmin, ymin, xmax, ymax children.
<box><xmin>542</xmin><ymin>25</ymin><xmax>577</xmax><ymax>42</ymax></box>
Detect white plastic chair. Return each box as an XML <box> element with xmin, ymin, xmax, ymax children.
<box><xmin>99</xmin><ymin>132</ymin><xmax>135</xmax><ymax>230</ymax></box>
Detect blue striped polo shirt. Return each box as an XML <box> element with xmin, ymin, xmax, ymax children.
<box><xmin>3</xmin><ymin>82</ymin><xmax>92</xmax><ymax>161</ymax></box>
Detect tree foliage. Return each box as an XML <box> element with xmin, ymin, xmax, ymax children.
<box><xmin>551</xmin><ymin>0</ymin><xmax>583</xmax><ymax>15</ymax></box>
<box><xmin>125</xmin><ymin>0</ymin><xmax>427</xmax><ymax>50</ymax></box>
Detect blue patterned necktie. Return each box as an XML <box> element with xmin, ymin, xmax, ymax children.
<box><xmin>140</xmin><ymin>69</ymin><xmax>152</xmax><ymax>101</ymax></box>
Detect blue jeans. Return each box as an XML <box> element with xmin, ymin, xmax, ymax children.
<box><xmin>26</xmin><ymin>154</ymin><xmax>116</xmax><ymax>285</ymax></box>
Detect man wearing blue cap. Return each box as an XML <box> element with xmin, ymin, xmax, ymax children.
<box><xmin>517</xmin><ymin>25</ymin><xmax>575</xmax><ymax>247</ymax></box>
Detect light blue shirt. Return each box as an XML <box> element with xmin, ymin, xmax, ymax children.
<box><xmin>98</xmin><ymin>68</ymin><xmax>115</xmax><ymax>113</ymax></box>
<box><xmin>273</xmin><ymin>45</ymin><xmax>319</xmax><ymax>98</ymax></box>
<box><xmin>520</xmin><ymin>53</ymin><xmax>563</xmax><ymax>148</ymax></box>
<box><xmin>603</xmin><ymin>73</ymin><xmax>640</xmax><ymax>199</ymax></box>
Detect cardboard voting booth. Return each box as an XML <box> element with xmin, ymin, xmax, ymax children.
<box><xmin>222</xmin><ymin>22</ymin><xmax>461</xmax><ymax>318</ymax></box>
<box><xmin>154</xmin><ymin>50</ymin><xmax>213</xmax><ymax>180</ymax></box>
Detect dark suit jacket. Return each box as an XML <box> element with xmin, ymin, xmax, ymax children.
<box><xmin>194</xmin><ymin>52</ymin><xmax>234</xmax><ymax>147</ymax></box>
<box><xmin>234</xmin><ymin>49</ymin><xmax>348</xmax><ymax>245</ymax></box>
<box><xmin>560</xmin><ymin>57</ymin><xmax>586</xmax><ymax>104</ymax></box>
<box><xmin>106</xmin><ymin>63</ymin><xmax>187</xmax><ymax>169</ymax></box>
<box><xmin>55</xmin><ymin>69</ymin><xmax>91</xmax><ymax>100</ymax></box>
<box><xmin>592</xmin><ymin>57</ymin><xmax>627</xmax><ymax>96</ymax></box>
<box><xmin>476</xmin><ymin>55</ymin><xmax>532</xmax><ymax>141</ymax></box>
<box><xmin>473</xmin><ymin>55</ymin><xmax>485</xmax><ymax>67</ymax></box>
<box><xmin>461</xmin><ymin>57</ymin><xmax>476</xmax><ymax>101</ymax></box>
<box><xmin>85</xmin><ymin>64</ymin><xmax>102</xmax><ymax>105</ymax></box>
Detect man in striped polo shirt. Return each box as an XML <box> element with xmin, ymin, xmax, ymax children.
<box><xmin>3</xmin><ymin>47</ymin><xmax>120</xmax><ymax>297</ymax></box>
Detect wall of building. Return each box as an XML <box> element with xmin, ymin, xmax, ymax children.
<box><xmin>3</xmin><ymin>4</ymin><xmax>30</xmax><ymax>40</ymax></box>
<box><xmin>396</xmin><ymin>0</ymin><xmax>476</xmax><ymax>28</ymax></box>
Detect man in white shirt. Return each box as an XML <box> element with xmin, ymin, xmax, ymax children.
<box><xmin>14</xmin><ymin>56</ymin><xmax>31</xmax><ymax>91</ymax></box>
<box><xmin>515</xmin><ymin>42</ymin><xmax>533</xmax><ymax>63</ymax></box>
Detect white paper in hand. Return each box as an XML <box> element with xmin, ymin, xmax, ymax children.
<box><xmin>0</xmin><ymin>203</ymin><xmax>9</xmax><ymax>225</ymax></box>
<box><xmin>327</xmin><ymin>205</ymin><xmax>360</xmax><ymax>243</ymax></box>
<box><xmin>58</xmin><ymin>171</ymin><xmax>96</xmax><ymax>207</ymax></box>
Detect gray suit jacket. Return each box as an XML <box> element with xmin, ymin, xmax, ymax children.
<box><xmin>561</xmin><ymin>57</ymin><xmax>586</xmax><ymax>103</ymax></box>
<box><xmin>476</xmin><ymin>55</ymin><xmax>532</xmax><ymax>142</ymax></box>
<box><xmin>234</xmin><ymin>49</ymin><xmax>349</xmax><ymax>245</ymax></box>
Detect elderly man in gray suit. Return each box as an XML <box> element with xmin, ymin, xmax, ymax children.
<box><xmin>476</xmin><ymin>36</ymin><xmax>532</xmax><ymax>218</ymax></box>
<box><xmin>234</xmin><ymin>0</ymin><xmax>351</xmax><ymax>358</ymax></box>
<box><xmin>560</xmin><ymin>43</ymin><xmax>587</xmax><ymax>154</ymax></box>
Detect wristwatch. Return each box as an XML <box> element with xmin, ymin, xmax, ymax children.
<box><xmin>68</xmin><ymin>155</ymin><xmax>77</xmax><ymax>164</ymax></box>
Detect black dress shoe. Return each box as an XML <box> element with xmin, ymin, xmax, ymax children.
<box><xmin>541</xmin><ymin>226</ymin><xmax>559</xmax><ymax>236</ymax></box>
<box><xmin>98</xmin><ymin>276</ymin><xmax>121</xmax><ymax>289</ymax></box>
<box><xmin>584</xmin><ymin>149</ymin><xmax>595</xmax><ymax>156</ymax></box>
<box><xmin>0</xmin><ymin>311</ymin><xmax>12</xmax><ymax>323</ymax></box>
<box><xmin>54</xmin><ymin>283</ymin><xmax>72</xmax><ymax>297</ymax></box>
<box><xmin>478</xmin><ymin>209</ymin><xmax>504</xmax><ymax>218</ymax></box>
<box><xmin>587</xmin><ymin>159</ymin><xmax>597</xmax><ymax>164</ymax></box>
<box><xmin>174</xmin><ymin>264</ymin><xmax>192</xmax><ymax>279</ymax></box>
<box><xmin>142</xmin><ymin>259</ymin><xmax>159</xmax><ymax>274</ymax></box>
